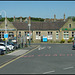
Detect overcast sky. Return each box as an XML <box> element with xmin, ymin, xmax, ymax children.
<box><xmin>0</xmin><ymin>1</ymin><xmax>75</xmax><ymax>19</ymax></box>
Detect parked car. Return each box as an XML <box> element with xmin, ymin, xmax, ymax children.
<box><xmin>0</xmin><ymin>44</ymin><xmax>6</xmax><ymax>51</ymax></box>
<box><xmin>0</xmin><ymin>41</ymin><xmax>5</xmax><ymax>44</ymax></box>
<box><xmin>72</xmin><ymin>41</ymin><xmax>75</xmax><ymax>50</ymax></box>
<box><xmin>7</xmin><ymin>43</ymin><xmax>14</xmax><ymax>50</ymax></box>
<box><xmin>0</xmin><ymin>42</ymin><xmax>14</xmax><ymax>51</ymax></box>
<box><xmin>0</xmin><ymin>49</ymin><xmax>4</xmax><ymax>55</ymax></box>
<box><xmin>7</xmin><ymin>42</ymin><xmax>19</xmax><ymax>49</ymax></box>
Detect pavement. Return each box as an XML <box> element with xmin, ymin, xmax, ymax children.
<box><xmin>0</xmin><ymin>45</ymin><xmax>38</xmax><ymax>66</ymax></box>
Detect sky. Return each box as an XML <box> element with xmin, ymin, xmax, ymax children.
<box><xmin>0</xmin><ymin>1</ymin><xmax>75</xmax><ymax>19</ymax></box>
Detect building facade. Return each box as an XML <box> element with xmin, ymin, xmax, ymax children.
<box><xmin>0</xmin><ymin>15</ymin><xmax>75</xmax><ymax>43</ymax></box>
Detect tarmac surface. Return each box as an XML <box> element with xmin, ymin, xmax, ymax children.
<box><xmin>0</xmin><ymin>45</ymin><xmax>38</xmax><ymax>66</ymax></box>
<box><xmin>0</xmin><ymin>44</ymin><xmax>75</xmax><ymax>74</ymax></box>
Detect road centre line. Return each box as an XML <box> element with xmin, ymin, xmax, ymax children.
<box><xmin>63</xmin><ymin>66</ymin><xmax>74</xmax><ymax>70</ymax></box>
<box><xmin>43</xmin><ymin>70</ymin><xmax>55</xmax><ymax>74</ymax></box>
<box><xmin>0</xmin><ymin>45</ymin><xmax>40</xmax><ymax>69</ymax></box>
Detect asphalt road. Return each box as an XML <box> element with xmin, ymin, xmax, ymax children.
<box><xmin>0</xmin><ymin>44</ymin><xmax>75</xmax><ymax>74</ymax></box>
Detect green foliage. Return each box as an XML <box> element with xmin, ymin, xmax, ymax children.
<box><xmin>2</xmin><ymin>38</ymin><xmax>5</xmax><ymax>41</ymax></box>
<box><xmin>31</xmin><ymin>17</ymin><xmax>44</xmax><ymax>22</ymax></box>
<box><xmin>60</xmin><ymin>39</ymin><xmax>65</xmax><ymax>43</ymax></box>
<box><xmin>67</xmin><ymin>39</ymin><xmax>72</xmax><ymax>43</ymax></box>
<box><xmin>0</xmin><ymin>18</ymin><xmax>5</xmax><ymax>22</ymax></box>
<box><xmin>7</xmin><ymin>18</ymin><xmax>13</xmax><ymax>22</ymax></box>
<box><xmin>72</xmin><ymin>17</ymin><xmax>75</xmax><ymax>21</ymax></box>
<box><xmin>67</xmin><ymin>16</ymin><xmax>75</xmax><ymax>21</ymax></box>
<box><xmin>0</xmin><ymin>17</ymin><xmax>44</xmax><ymax>22</ymax></box>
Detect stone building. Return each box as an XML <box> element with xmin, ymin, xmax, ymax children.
<box><xmin>0</xmin><ymin>14</ymin><xmax>75</xmax><ymax>43</ymax></box>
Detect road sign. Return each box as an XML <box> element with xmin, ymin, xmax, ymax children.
<box><xmin>4</xmin><ymin>33</ymin><xmax>8</xmax><ymax>38</ymax></box>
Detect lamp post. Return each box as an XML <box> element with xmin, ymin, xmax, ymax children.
<box><xmin>28</xmin><ymin>16</ymin><xmax>31</xmax><ymax>46</ymax></box>
<box><xmin>0</xmin><ymin>10</ymin><xmax>7</xmax><ymax>54</ymax></box>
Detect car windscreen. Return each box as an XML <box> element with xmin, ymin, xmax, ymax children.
<box><xmin>0</xmin><ymin>44</ymin><xmax>5</xmax><ymax>46</ymax></box>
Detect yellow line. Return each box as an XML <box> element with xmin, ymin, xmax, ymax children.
<box><xmin>0</xmin><ymin>45</ymin><xmax>40</xmax><ymax>69</ymax></box>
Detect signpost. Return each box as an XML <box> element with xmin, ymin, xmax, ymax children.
<box><xmin>28</xmin><ymin>16</ymin><xmax>31</xmax><ymax>46</ymax></box>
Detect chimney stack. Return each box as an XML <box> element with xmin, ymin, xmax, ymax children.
<box><xmin>29</xmin><ymin>16</ymin><xmax>31</xmax><ymax>24</ymax></box>
<box><xmin>64</xmin><ymin>13</ymin><xmax>65</xmax><ymax>21</ymax></box>
<box><xmin>54</xmin><ymin>14</ymin><xmax>56</xmax><ymax>22</ymax></box>
<box><xmin>13</xmin><ymin>16</ymin><xmax>15</xmax><ymax>22</ymax></box>
<box><xmin>20</xmin><ymin>16</ymin><xmax>22</xmax><ymax>22</ymax></box>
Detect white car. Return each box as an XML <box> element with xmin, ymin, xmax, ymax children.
<box><xmin>0</xmin><ymin>43</ymin><xmax>14</xmax><ymax>51</ymax></box>
<box><xmin>7</xmin><ymin>43</ymin><xmax>14</xmax><ymax>50</ymax></box>
<box><xmin>0</xmin><ymin>44</ymin><xmax>6</xmax><ymax>51</ymax></box>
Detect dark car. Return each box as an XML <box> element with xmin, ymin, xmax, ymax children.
<box><xmin>0</xmin><ymin>49</ymin><xmax>4</xmax><ymax>55</ymax></box>
<box><xmin>72</xmin><ymin>41</ymin><xmax>75</xmax><ymax>50</ymax></box>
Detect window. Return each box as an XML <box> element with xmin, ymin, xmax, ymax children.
<box><xmin>19</xmin><ymin>32</ymin><xmax>21</xmax><ymax>37</ymax></box>
<box><xmin>25</xmin><ymin>32</ymin><xmax>26</xmax><ymax>36</ymax></box>
<box><xmin>56</xmin><ymin>31</ymin><xmax>59</xmax><ymax>39</ymax></box>
<box><xmin>0</xmin><ymin>32</ymin><xmax>4</xmax><ymax>38</ymax></box>
<box><xmin>63</xmin><ymin>31</ymin><xmax>69</xmax><ymax>39</ymax></box>
<box><xmin>2</xmin><ymin>32</ymin><xmax>4</xmax><ymax>38</ymax></box>
<box><xmin>36</xmin><ymin>32</ymin><xmax>41</xmax><ymax>39</ymax></box>
<box><xmin>72</xmin><ymin>32</ymin><xmax>75</xmax><ymax>37</ymax></box>
<box><xmin>47</xmin><ymin>32</ymin><xmax>52</xmax><ymax>39</ymax></box>
<box><xmin>9</xmin><ymin>32</ymin><xmax>14</xmax><ymax>38</ymax></box>
<box><xmin>69</xmin><ymin>24</ymin><xmax>71</xmax><ymax>28</ymax></box>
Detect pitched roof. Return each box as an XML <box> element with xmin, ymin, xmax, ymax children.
<box><xmin>12</xmin><ymin>20</ymin><xmax>67</xmax><ymax>30</ymax></box>
<box><xmin>0</xmin><ymin>20</ymin><xmax>68</xmax><ymax>30</ymax></box>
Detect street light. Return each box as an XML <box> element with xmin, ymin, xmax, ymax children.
<box><xmin>0</xmin><ymin>10</ymin><xmax>8</xmax><ymax>54</ymax></box>
<box><xmin>28</xmin><ymin>16</ymin><xmax>31</xmax><ymax>46</ymax></box>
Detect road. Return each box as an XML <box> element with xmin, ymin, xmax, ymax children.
<box><xmin>0</xmin><ymin>44</ymin><xmax>75</xmax><ymax>74</ymax></box>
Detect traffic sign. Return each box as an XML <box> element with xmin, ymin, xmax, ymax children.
<box><xmin>4</xmin><ymin>33</ymin><xmax>8</xmax><ymax>38</ymax></box>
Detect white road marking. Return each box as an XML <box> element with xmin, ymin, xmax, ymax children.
<box><xmin>63</xmin><ymin>66</ymin><xmax>74</xmax><ymax>70</ymax></box>
<box><xmin>38</xmin><ymin>47</ymin><xmax>46</xmax><ymax>50</ymax></box>
<box><xmin>41</xmin><ymin>47</ymin><xmax>45</xmax><ymax>49</ymax></box>
<box><xmin>38</xmin><ymin>46</ymin><xmax>51</xmax><ymax>50</ymax></box>
<box><xmin>49</xmin><ymin>46</ymin><xmax>51</xmax><ymax>49</ymax></box>
<box><xmin>38</xmin><ymin>47</ymin><xmax>41</xmax><ymax>50</ymax></box>
<box><xmin>43</xmin><ymin>70</ymin><xmax>55</xmax><ymax>74</ymax></box>
<box><xmin>47</xmin><ymin>46</ymin><xmax>51</xmax><ymax>49</ymax></box>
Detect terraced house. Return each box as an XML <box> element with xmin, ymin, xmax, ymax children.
<box><xmin>0</xmin><ymin>14</ymin><xmax>75</xmax><ymax>43</ymax></box>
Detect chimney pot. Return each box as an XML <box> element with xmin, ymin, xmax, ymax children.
<box><xmin>54</xmin><ymin>14</ymin><xmax>56</xmax><ymax>22</ymax></box>
<box><xmin>64</xmin><ymin>13</ymin><xmax>65</xmax><ymax>21</ymax></box>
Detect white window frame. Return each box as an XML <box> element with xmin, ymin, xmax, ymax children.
<box><xmin>56</xmin><ymin>31</ymin><xmax>59</xmax><ymax>39</ymax></box>
<box><xmin>47</xmin><ymin>32</ymin><xmax>52</xmax><ymax>39</ymax></box>
<box><xmin>36</xmin><ymin>32</ymin><xmax>41</xmax><ymax>39</ymax></box>
<box><xmin>63</xmin><ymin>31</ymin><xmax>69</xmax><ymax>39</ymax></box>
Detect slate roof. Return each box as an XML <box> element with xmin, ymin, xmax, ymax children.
<box><xmin>12</xmin><ymin>20</ymin><xmax>67</xmax><ymax>30</ymax></box>
<box><xmin>0</xmin><ymin>20</ymin><xmax>68</xmax><ymax>30</ymax></box>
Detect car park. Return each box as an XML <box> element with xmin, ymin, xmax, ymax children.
<box><xmin>0</xmin><ymin>49</ymin><xmax>4</xmax><ymax>55</ymax></box>
<box><xmin>0</xmin><ymin>42</ymin><xmax>14</xmax><ymax>51</ymax></box>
